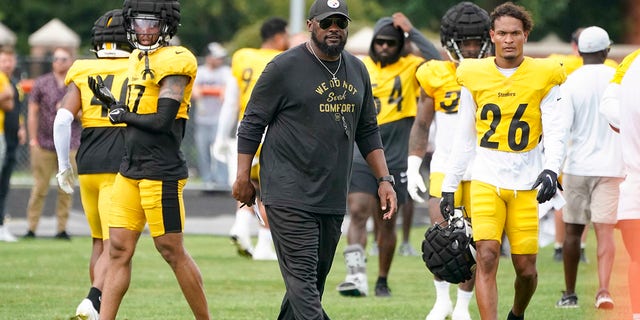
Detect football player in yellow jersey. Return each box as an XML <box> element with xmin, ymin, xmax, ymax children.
<box><xmin>0</xmin><ymin>47</ymin><xmax>20</xmax><ymax>243</ymax></box>
<box><xmin>439</xmin><ymin>3</ymin><xmax>568</xmax><ymax>319</ymax></box>
<box><xmin>215</xmin><ymin>17</ymin><xmax>289</xmax><ymax>260</ymax></box>
<box><xmin>88</xmin><ymin>1</ymin><xmax>209</xmax><ymax>319</ymax></box>
<box><xmin>52</xmin><ymin>9</ymin><xmax>131</xmax><ymax>320</ymax></box>
<box><xmin>337</xmin><ymin>12</ymin><xmax>441</xmax><ymax>298</ymax></box>
<box><xmin>0</xmin><ymin>70</ymin><xmax>14</xmax><ymax>178</ymax></box>
<box><xmin>407</xmin><ymin>3</ymin><xmax>491</xmax><ymax>319</ymax></box>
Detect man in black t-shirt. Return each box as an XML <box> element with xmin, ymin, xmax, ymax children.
<box><xmin>233</xmin><ymin>0</ymin><xmax>397</xmax><ymax>319</ymax></box>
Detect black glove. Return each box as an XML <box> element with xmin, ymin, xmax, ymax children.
<box><xmin>108</xmin><ymin>107</ymin><xmax>128</xmax><ymax>124</ymax></box>
<box><xmin>439</xmin><ymin>192</ymin><xmax>455</xmax><ymax>220</ymax></box>
<box><xmin>88</xmin><ymin>75</ymin><xmax>117</xmax><ymax>108</ymax></box>
<box><xmin>532</xmin><ymin>169</ymin><xmax>559</xmax><ymax>203</ymax></box>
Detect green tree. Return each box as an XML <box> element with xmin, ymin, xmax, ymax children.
<box><xmin>0</xmin><ymin>0</ymin><xmax>629</xmax><ymax>58</ymax></box>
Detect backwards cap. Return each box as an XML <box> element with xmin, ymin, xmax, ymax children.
<box><xmin>578</xmin><ymin>26</ymin><xmax>611</xmax><ymax>53</ymax></box>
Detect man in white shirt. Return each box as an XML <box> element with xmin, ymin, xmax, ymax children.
<box><xmin>555</xmin><ymin>26</ymin><xmax>624</xmax><ymax>310</ymax></box>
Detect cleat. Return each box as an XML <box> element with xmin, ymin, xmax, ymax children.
<box><xmin>230</xmin><ymin>235</ymin><xmax>253</xmax><ymax>258</ymax></box>
<box><xmin>338</xmin><ymin>244</ymin><xmax>368</xmax><ymax>296</ymax></box>
<box><xmin>253</xmin><ymin>228</ymin><xmax>277</xmax><ymax>261</ymax></box>
<box><xmin>398</xmin><ymin>242</ymin><xmax>418</xmax><ymax>256</ymax></box>
<box><xmin>452</xmin><ymin>308</ymin><xmax>471</xmax><ymax>320</ymax></box>
<box><xmin>553</xmin><ymin>247</ymin><xmax>562</xmax><ymax>262</ymax></box>
<box><xmin>374</xmin><ymin>282</ymin><xmax>391</xmax><ymax>297</ymax></box>
<box><xmin>0</xmin><ymin>226</ymin><xmax>17</xmax><ymax>242</ymax></box>
<box><xmin>580</xmin><ymin>248</ymin><xmax>589</xmax><ymax>264</ymax></box>
<box><xmin>252</xmin><ymin>241</ymin><xmax>277</xmax><ymax>261</ymax></box>
<box><xmin>229</xmin><ymin>211</ymin><xmax>254</xmax><ymax>258</ymax></box>
<box><xmin>337</xmin><ymin>272</ymin><xmax>368</xmax><ymax>297</ymax></box>
<box><xmin>556</xmin><ymin>291</ymin><xmax>579</xmax><ymax>308</ymax></box>
<box><xmin>75</xmin><ymin>298</ymin><xmax>99</xmax><ymax>320</ymax></box>
<box><xmin>426</xmin><ymin>299</ymin><xmax>453</xmax><ymax>320</ymax></box>
<box><xmin>368</xmin><ymin>242</ymin><xmax>378</xmax><ymax>256</ymax></box>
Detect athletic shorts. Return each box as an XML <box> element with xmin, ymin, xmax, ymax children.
<box><xmin>563</xmin><ymin>174</ymin><xmax>622</xmax><ymax>225</ymax></box>
<box><xmin>108</xmin><ymin>174</ymin><xmax>187</xmax><ymax>237</ymax></box>
<box><xmin>429</xmin><ymin>172</ymin><xmax>472</xmax><ymax>216</ymax></box>
<box><xmin>349</xmin><ymin>162</ymin><xmax>408</xmax><ymax>205</ymax></box>
<box><xmin>78</xmin><ymin>173</ymin><xmax>118</xmax><ymax>240</ymax></box>
<box><xmin>470</xmin><ymin>180</ymin><xmax>538</xmax><ymax>255</ymax></box>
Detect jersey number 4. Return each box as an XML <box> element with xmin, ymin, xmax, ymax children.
<box><xmin>90</xmin><ymin>74</ymin><xmax>129</xmax><ymax>117</ymax></box>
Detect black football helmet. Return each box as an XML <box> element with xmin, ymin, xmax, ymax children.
<box><xmin>122</xmin><ymin>0</ymin><xmax>181</xmax><ymax>51</ymax></box>
<box><xmin>422</xmin><ymin>207</ymin><xmax>476</xmax><ymax>284</ymax></box>
<box><xmin>92</xmin><ymin>9</ymin><xmax>133</xmax><ymax>58</ymax></box>
<box><xmin>440</xmin><ymin>1</ymin><xmax>491</xmax><ymax>62</ymax></box>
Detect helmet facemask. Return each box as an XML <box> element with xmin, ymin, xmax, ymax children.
<box><xmin>126</xmin><ymin>14</ymin><xmax>170</xmax><ymax>52</ymax></box>
<box><xmin>440</xmin><ymin>1</ymin><xmax>491</xmax><ymax>63</ymax></box>
<box><xmin>444</xmin><ymin>35</ymin><xmax>491</xmax><ymax>63</ymax></box>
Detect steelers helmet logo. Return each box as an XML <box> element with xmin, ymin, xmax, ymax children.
<box><xmin>327</xmin><ymin>0</ymin><xmax>340</xmax><ymax>9</ymax></box>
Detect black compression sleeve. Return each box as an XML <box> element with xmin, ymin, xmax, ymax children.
<box><xmin>122</xmin><ymin>98</ymin><xmax>180</xmax><ymax>133</ymax></box>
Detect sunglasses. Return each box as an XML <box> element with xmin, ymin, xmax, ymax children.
<box><xmin>318</xmin><ymin>17</ymin><xmax>348</xmax><ymax>30</ymax></box>
<box><xmin>374</xmin><ymin>38</ymin><xmax>398</xmax><ymax>47</ymax></box>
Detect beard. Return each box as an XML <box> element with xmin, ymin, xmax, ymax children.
<box><xmin>377</xmin><ymin>54</ymin><xmax>398</xmax><ymax>66</ymax></box>
<box><xmin>311</xmin><ymin>29</ymin><xmax>347</xmax><ymax>57</ymax></box>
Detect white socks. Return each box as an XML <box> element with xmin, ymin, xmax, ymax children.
<box><xmin>454</xmin><ymin>288</ymin><xmax>473</xmax><ymax>311</ymax></box>
<box><xmin>434</xmin><ymin>279</ymin><xmax>451</xmax><ymax>302</ymax></box>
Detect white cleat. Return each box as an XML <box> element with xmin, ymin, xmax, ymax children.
<box><xmin>229</xmin><ymin>212</ymin><xmax>254</xmax><ymax>258</ymax></box>
<box><xmin>451</xmin><ymin>307</ymin><xmax>472</xmax><ymax>320</ymax></box>
<box><xmin>338</xmin><ymin>244</ymin><xmax>369</xmax><ymax>297</ymax></box>
<box><xmin>0</xmin><ymin>226</ymin><xmax>17</xmax><ymax>242</ymax></box>
<box><xmin>75</xmin><ymin>298</ymin><xmax>99</xmax><ymax>320</ymax></box>
<box><xmin>252</xmin><ymin>241</ymin><xmax>277</xmax><ymax>261</ymax></box>
<box><xmin>337</xmin><ymin>272</ymin><xmax>368</xmax><ymax>297</ymax></box>
<box><xmin>425</xmin><ymin>299</ymin><xmax>453</xmax><ymax>320</ymax></box>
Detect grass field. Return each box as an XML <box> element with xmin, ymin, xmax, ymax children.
<box><xmin>0</xmin><ymin>227</ymin><xmax>633</xmax><ymax>319</ymax></box>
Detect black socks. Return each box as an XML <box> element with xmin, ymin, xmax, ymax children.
<box><xmin>87</xmin><ymin>287</ymin><xmax>102</xmax><ymax>312</ymax></box>
<box><xmin>507</xmin><ymin>310</ymin><xmax>524</xmax><ymax>320</ymax></box>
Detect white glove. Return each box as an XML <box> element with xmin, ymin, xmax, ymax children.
<box><xmin>406</xmin><ymin>155</ymin><xmax>426</xmax><ymax>203</ymax></box>
<box><xmin>56</xmin><ymin>167</ymin><xmax>75</xmax><ymax>194</ymax></box>
<box><xmin>212</xmin><ymin>137</ymin><xmax>230</xmax><ymax>163</ymax></box>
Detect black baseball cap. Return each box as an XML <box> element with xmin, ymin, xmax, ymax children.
<box><xmin>308</xmin><ymin>0</ymin><xmax>350</xmax><ymax>21</ymax></box>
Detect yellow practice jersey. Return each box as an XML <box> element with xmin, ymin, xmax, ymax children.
<box><xmin>231</xmin><ymin>48</ymin><xmax>282</xmax><ymax>119</ymax></box>
<box><xmin>362</xmin><ymin>55</ymin><xmax>424</xmax><ymax>125</ymax></box>
<box><xmin>0</xmin><ymin>72</ymin><xmax>9</xmax><ymax>133</ymax></box>
<box><xmin>457</xmin><ymin>57</ymin><xmax>566</xmax><ymax>153</ymax></box>
<box><xmin>127</xmin><ymin>46</ymin><xmax>196</xmax><ymax>119</ymax></box>
<box><xmin>548</xmin><ymin>53</ymin><xmax>618</xmax><ymax>75</ymax></box>
<box><xmin>65</xmin><ymin>58</ymin><xmax>130</xmax><ymax>128</ymax></box>
<box><xmin>610</xmin><ymin>49</ymin><xmax>640</xmax><ymax>84</ymax></box>
<box><xmin>416</xmin><ymin>60</ymin><xmax>460</xmax><ymax>114</ymax></box>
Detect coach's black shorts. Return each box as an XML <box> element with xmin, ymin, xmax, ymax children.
<box><xmin>349</xmin><ymin>162</ymin><xmax>408</xmax><ymax>205</ymax></box>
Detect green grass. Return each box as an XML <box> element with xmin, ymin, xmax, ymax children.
<box><xmin>0</xmin><ymin>228</ymin><xmax>632</xmax><ymax>319</ymax></box>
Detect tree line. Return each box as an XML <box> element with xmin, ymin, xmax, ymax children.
<box><xmin>0</xmin><ymin>0</ymin><xmax>633</xmax><ymax>57</ymax></box>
